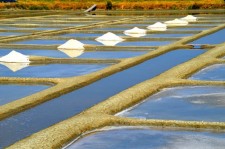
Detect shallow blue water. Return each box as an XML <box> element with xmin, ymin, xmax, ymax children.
<box><xmin>120</xmin><ymin>86</ymin><xmax>225</xmax><ymax>122</ymax></box>
<box><xmin>66</xmin><ymin>127</ymin><xmax>225</xmax><ymax>149</ymax></box>
<box><xmin>0</xmin><ymin>49</ymin><xmax>204</xmax><ymax>148</ymax></box>
<box><xmin>191</xmin><ymin>28</ymin><xmax>225</xmax><ymax>44</ymax></box>
<box><xmin>0</xmin><ymin>32</ymin><xmax>25</xmax><ymax>36</ymax></box>
<box><xmin>0</xmin><ymin>63</ymin><xmax>109</xmax><ymax>78</ymax></box>
<box><xmin>0</xmin><ymin>85</ymin><xmax>49</xmax><ymax>106</ymax></box>
<box><xmin>190</xmin><ymin>64</ymin><xmax>225</xmax><ymax>81</ymax></box>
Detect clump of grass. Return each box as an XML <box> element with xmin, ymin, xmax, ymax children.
<box><xmin>106</xmin><ymin>0</ymin><xmax>113</xmax><ymax>10</ymax></box>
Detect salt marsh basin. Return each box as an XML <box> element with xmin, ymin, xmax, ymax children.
<box><xmin>0</xmin><ymin>9</ymin><xmax>225</xmax><ymax>149</ymax></box>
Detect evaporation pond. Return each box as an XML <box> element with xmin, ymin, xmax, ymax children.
<box><xmin>0</xmin><ymin>63</ymin><xmax>109</xmax><ymax>78</ymax></box>
<box><xmin>0</xmin><ymin>49</ymin><xmax>204</xmax><ymax>148</ymax></box>
<box><xmin>190</xmin><ymin>64</ymin><xmax>225</xmax><ymax>81</ymax></box>
<box><xmin>66</xmin><ymin>127</ymin><xmax>225</xmax><ymax>149</ymax></box>
<box><xmin>120</xmin><ymin>86</ymin><xmax>225</xmax><ymax>122</ymax></box>
<box><xmin>191</xmin><ymin>28</ymin><xmax>225</xmax><ymax>44</ymax></box>
<box><xmin>0</xmin><ymin>84</ymin><xmax>49</xmax><ymax>106</ymax></box>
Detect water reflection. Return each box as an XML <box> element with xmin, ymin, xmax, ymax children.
<box><xmin>0</xmin><ymin>62</ymin><xmax>29</xmax><ymax>72</ymax></box>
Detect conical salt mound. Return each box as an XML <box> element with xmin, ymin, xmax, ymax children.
<box><xmin>96</xmin><ymin>32</ymin><xmax>124</xmax><ymax>41</ymax></box>
<box><xmin>0</xmin><ymin>62</ymin><xmax>29</xmax><ymax>72</ymax></box>
<box><xmin>181</xmin><ymin>15</ymin><xmax>197</xmax><ymax>22</ymax></box>
<box><xmin>0</xmin><ymin>51</ymin><xmax>30</xmax><ymax>63</ymax></box>
<box><xmin>165</xmin><ymin>19</ymin><xmax>188</xmax><ymax>26</ymax></box>
<box><xmin>147</xmin><ymin>22</ymin><xmax>167</xmax><ymax>31</ymax></box>
<box><xmin>59</xmin><ymin>49</ymin><xmax>84</xmax><ymax>58</ymax></box>
<box><xmin>57</xmin><ymin>39</ymin><xmax>84</xmax><ymax>50</ymax></box>
<box><xmin>124</xmin><ymin>27</ymin><xmax>147</xmax><ymax>34</ymax></box>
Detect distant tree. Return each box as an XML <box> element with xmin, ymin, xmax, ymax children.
<box><xmin>106</xmin><ymin>0</ymin><xmax>112</xmax><ymax>10</ymax></box>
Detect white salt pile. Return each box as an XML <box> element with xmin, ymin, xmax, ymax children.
<box><xmin>96</xmin><ymin>32</ymin><xmax>124</xmax><ymax>41</ymax></box>
<box><xmin>124</xmin><ymin>27</ymin><xmax>147</xmax><ymax>37</ymax></box>
<box><xmin>147</xmin><ymin>22</ymin><xmax>167</xmax><ymax>31</ymax></box>
<box><xmin>58</xmin><ymin>49</ymin><xmax>84</xmax><ymax>58</ymax></box>
<box><xmin>57</xmin><ymin>39</ymin><xmax>85</xmax><ymax>50</ymax></box>
<box><xmin>165</xmin><ymin>19</ymin><xmax>188</xmax><ymax>26</ymax></box>
<box><xmin>0</xmin><ymin>62</ymin><xmax>29</xmax><ymax>72</ymax></box>
<box><xmin>95</xmin><ymin>32</ymin><xmax>124</xmax><ymax>46</ymax></box>
<box><xmin>181</xmin><ymin>15</ymin><xmax>197</xmax><ymax>22</ymax></box>
<box><xmin>0</xmin><ymin>51</ymin><xmax>30</xmax><ymax>63</ymax></box>
<box><xmin>124</xmin><ymin>27</ymin><xmax>147</xmax><ymax>34</ymax></box>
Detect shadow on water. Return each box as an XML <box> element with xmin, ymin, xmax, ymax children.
<box><xmin>0</xmin><ymin>49</ymin><xmax>204</xmax><ymax>148</ymax></box>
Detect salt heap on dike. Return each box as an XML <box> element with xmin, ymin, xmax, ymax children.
<box><xmin>124</xmin><ymin>27</ymin><xmax>146</xmax><ymax>34</ymax></box>
<box><xmin>95</xmin><ymin>32</ymin><xmax>124</xmax><ymax>46</ymax></box>
<box><xmin>57</xmin><ymin>39</ymin><xmax>85</xmax><ymax>58</ymax></box>
<box><xmin>124</xmin><ymin>27</ymin><xmax>147</xmax><ymax>37</ymax></box>
<box><xmin>165</xmin><ymin>19</ymin><xmax>188</xmax><ymax>26</ymax></box>
<box><xmin>147</xmin><ymin>22</ymin><xmax>167</xmax><ymax>31</ymax></box>
<box><xmin>0</xmin><ymin>50</ymin><xmax>30</xmax><ymax>62</ymax></box>
<box><xmin>181</xmin><ymin>15</ymin><xmax>197</xmax><ymax>22</ymax></box>
<box><xmin>58</xmin><ymin>39</ymin><xmax>85</xmax><ymax>50</ymax></box>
